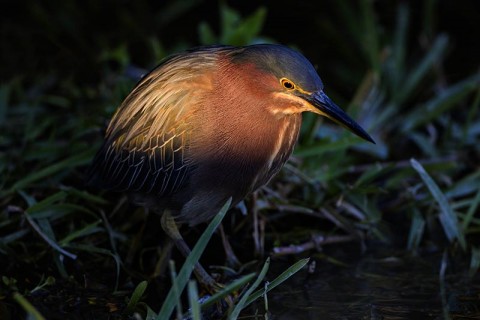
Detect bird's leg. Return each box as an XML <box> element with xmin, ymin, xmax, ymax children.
<box><xmin>160</xmin><ymin>210</ymin><xmax>218</xmax><ymax>289</ymax></box>
<box><xmin>219</xmin><ymin>223</ymin><xmax>241</xmax><ymax>268</ymax></box>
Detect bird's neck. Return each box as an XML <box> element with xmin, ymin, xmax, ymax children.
<box><xmin>200</xmin><ymin>58</ymin><xmax>301</xmax><ymax>160</ymax></box>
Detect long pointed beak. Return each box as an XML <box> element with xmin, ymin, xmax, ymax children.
<box><xmin>305</xmin><ymin>91</ymin><xmax>375</xmax><ymax>144</ymax></box>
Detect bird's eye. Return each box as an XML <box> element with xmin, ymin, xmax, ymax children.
<box><xmin>281</xmin><ymin>78</ymin><xmax>295</xmax><ymax>90</ymax></box>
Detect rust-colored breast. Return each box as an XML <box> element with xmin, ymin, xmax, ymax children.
<box><xmin>185</xmin><ymin>57</ymin><xmax>303</xmax><ymax>202</ymax></box>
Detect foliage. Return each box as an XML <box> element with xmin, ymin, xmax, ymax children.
<box><xmin>1</xmin><ymin>0</ymin><xmax>479</xmax><ymax>319</ymax></box>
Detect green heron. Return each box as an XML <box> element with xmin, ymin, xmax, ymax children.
<box><xmin>88</xmin><ymin>44</ymin><xmax>374</xmax><ymax>286</ymax></box>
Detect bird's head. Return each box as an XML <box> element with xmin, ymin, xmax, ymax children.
<box><xmin>229</xmin><ymin>44</ymin><xmax>375</xmax><ymax>144</ymax></box>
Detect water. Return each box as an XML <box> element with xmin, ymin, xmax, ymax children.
<box><xmin>263</xmin><ymin>250</ymin><xmax>480</xmax><ymax>319</ymax></box>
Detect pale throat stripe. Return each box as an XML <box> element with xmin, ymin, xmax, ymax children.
<box><xmin>267</xmin><ymin>119</ymin><xmax>289</xmax><ymax>171</ymax></box>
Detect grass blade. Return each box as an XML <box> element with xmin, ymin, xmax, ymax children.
<box><xmin>169</xmin><ymin>260</ymin><xmax>183</xmax><ymax>320</ymax></box>
<box><xmin>156</xmin><ymin>198</ymin><xmax>232</xmax><ymax>320</ymax></box>
<box><xmin>65</xmin><ymin>244</ymin><xmax>122</xmax><ymax>291</ymax></box>
<box><xmin>244</xmin><ymin>258</ymin><xmax>309</xmax><ymax>308</ymax></box>
<box><xmin>398</xmin><ymin>34</ymin><xmax>449</xmax><ymax>105</ymax></box>
<box><xmin>229</xmin><ymin>258</ymin><xmax>270</xmax><ymax>319</ymax></box>
<box><xmin>188</xmin><ymin>280</ymin><xmax>201</xmax><ymax>320</ymax></box>
<box><xmin>407</xmin><ymin>208</ymin><xmax>425</xmax><ymax>251</ymax></box>
<box><xmin>7</xmin><ymin>152</ymin><xmax>92</xmax><ymax>194</ymax></box>
<box><xmin>402</xmin><ymin>73</ymin><xmax>480</xmax><ymax>132</ymax></box>
<box><xmin>24</xmin><ymin>212</ymin><xmax>77</xmax><ymax>260</ymax></box>
<box><xmin>25</xmin><ymin>191</ymin><xmax>67</xmax><ymax>214</ymax></box>
<box><xmin>125</xmin><ymin>280</ymin><xmax>148</xmax><ymax>314</ymax></box>
<box><xmin>13</xmin><ymin>292</ymin><xmax>45</xmax><ymax>320</ymax></box>
<box><xmin>410</xmin><ymin>158</ymin><xmax>466</xmax><ymax>250</ymax></box>
<box><xmin>462</xmin><ymin>188</ymin><xmax>480</xmax><ymax>231</ymax></box>
<box><xmin>65</xmin><ymin>187</ymin><xmax>109</xmax><ymax>205</ymax></box>
<box><xmin>200</xmin><ymin>273</ymin><xmax>256</xmax><ymax>310</ymax></box>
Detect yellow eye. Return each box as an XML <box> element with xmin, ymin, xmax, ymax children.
<box><xmin>281</xmin><ymin>78</ymin><xmax>295</xmax><ymax>90</ymax></box>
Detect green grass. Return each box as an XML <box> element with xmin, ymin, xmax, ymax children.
<box><xmin>1</xmin><ymin>1</ymin><xmax>480</xmax><ymax>319</ymax></box>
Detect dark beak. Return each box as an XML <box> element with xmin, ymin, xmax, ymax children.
<box><xmin>305</xmin><ymin>91</ymin><xmax>375</xmax><ymax>144</ymax></box>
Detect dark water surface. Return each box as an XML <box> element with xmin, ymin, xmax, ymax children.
<box><xmin>264</xmin><ymin>251</ymin><xmax>480</xmax><ymax>320</ymax></box>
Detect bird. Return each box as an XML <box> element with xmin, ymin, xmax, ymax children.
<box><xmin>87</xmin><ymin>44</ymin><xmax>374</xmax><ymax>287</ymax></box>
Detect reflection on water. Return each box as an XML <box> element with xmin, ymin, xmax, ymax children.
<box><xmin>265</xmin><ymin>250</ymin><xmax>480</xmax><ymax>319</ymax></box>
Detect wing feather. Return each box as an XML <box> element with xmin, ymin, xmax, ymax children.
<box><xmin>87</xmin><ymin>47</ymin><xmax>222</xmax><ymax>196</ymax></box>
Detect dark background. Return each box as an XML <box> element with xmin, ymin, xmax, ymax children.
<box><xmin>3</xmin><ymin>0</ymin><xmax>479</xmax><ymax>89</ymax></box>
<box><xmin>2</xmin><ymin>0</ymin><xmax>480</xmax><ymax>319</ymax></box>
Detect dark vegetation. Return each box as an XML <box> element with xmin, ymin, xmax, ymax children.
<box><xmin>1</xmin><ymin>0</ymin><xmax>480</xmax><ymax>319</ymax></box>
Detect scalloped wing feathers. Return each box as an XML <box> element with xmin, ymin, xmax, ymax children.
<box><xmin>87</xmin><ymin>49</ymin><xmax>220</xmax><ymax>196</ymax></box>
